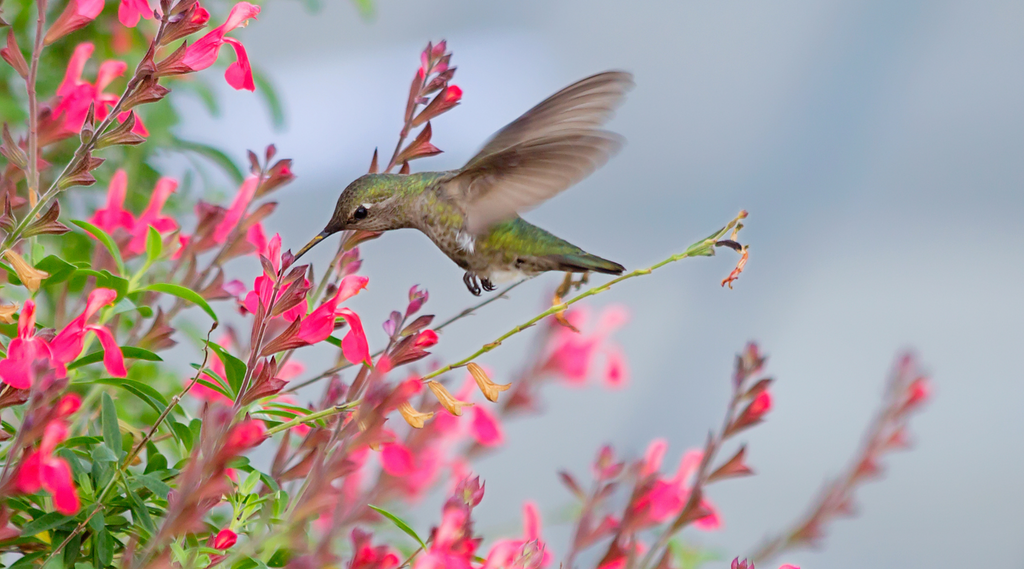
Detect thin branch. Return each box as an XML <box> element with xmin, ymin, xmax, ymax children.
<box><xmin>421</xmin><ymin>213</ymin><xmax>748</xmax><ymax>383</ymax></box>
<box><xmin>25</xmin><ymin>0</ymin><xmax>47</xmax><ymax>209</ymax></box>
<box><xmin>263</xmin><ymin>400</ymin><xmax>360</xmax><ymax>437</ymax></box>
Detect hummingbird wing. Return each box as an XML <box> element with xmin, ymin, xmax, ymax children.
<box><xmin>445</xmin><ymin>71</ymin><xmax>633</xmax><ymax>234</ymax></box>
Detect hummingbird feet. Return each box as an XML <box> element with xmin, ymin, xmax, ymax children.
<box><xmin>462</xmin><ymin>272</ymin><xmax>498</xmax><ymax>295</ymax></box>
<box><xmin>463</xmin><ymin>272</ymin><xmax>482</xmax><ymax>296</ymax></box>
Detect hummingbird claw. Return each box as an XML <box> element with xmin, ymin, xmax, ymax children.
<box><xmin>481</xmin><ymin>278</ymin><xmax>496</xmax><ymax>292</ymax></box>
<box><xmin>463</xmin><ymin>272</ymin><xmax>482</xmax><ymax>296</ymax></box>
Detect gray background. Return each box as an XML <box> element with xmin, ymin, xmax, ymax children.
<box><xmin>170</xmin><ymin>1</ymin><xmax>1024</xmax><ymax>567</ymax></box>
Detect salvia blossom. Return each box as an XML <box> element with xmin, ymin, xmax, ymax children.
<box><xmin>53</xmin><ymin>43</ymin><xmax>148</xmax><ymax>137</ymax></box>
<box><xmin>482</xmin><ymin>501</ymin><xmax>551</xmax><ymax>569</ymax></box>
<box><xmin>90</xmin><ymin>170</ymin><xmax>179</xmax><ymax>255</ymax></box>
<box><xmin>349</xmin><ymin>529</ymin><xmax>401</xmax><ymax>569</ymax></box>
<box><xmin>50</xmin><ymin>288</ymin><xmax>127</xmax><ymax>377</ymax></box>
<box><xmin>181</xmin><ymin>2</ymin><xmax>261</xmax><ymax>91</ymax></box>
<box><xmin>118</xmin><ymin>0</ymin><xmax>154</xmax><ymax>28</ymax></box>
<box><xmin>0</xmin><ymin>301</ymin><xmax>53</xmax><ymax>389</ymax></box>
<box><xmin>540</xmin><ymin>305</ymin><xmax>629</xmax><ymax>388</ymax></box>
<box><xmin>209</xmin><ymin>528</ymin><xmax>238</xmax><ymax>549</ymax></box>
<box><xmin>15</xmin><ymin>420</ymin><xmax>79</xmax><ymax>514</ymax></box>
<box><xmin>44</xmin><ymin>0</ymin><xmax>104</xmax><ymax>45</ymax></box>
<box><xmin>630</xmin><ymin>441</ymin><xmax>720</xmax><ymax>530</ymax></box>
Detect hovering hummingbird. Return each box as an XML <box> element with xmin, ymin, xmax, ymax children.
<box><xmin>293</xmin><ymin>71</ymin><xmax>633</xmax><ymax>295</ymax></box>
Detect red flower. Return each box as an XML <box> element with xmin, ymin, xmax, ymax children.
<box><xmin>118</xmin><ymin>0</ymin><xmax>154</xmax><ymax>28</ymax></box>
<box><xmin>350</xmin><ymin>529</ymin><xmax>400</xmax><ymax>569</ymax></box>
<box><xmin>89</xmin><ymin>170</ymin><xmax>135</xmax><ymax>234</ymax></box>
<box><xmin>53</xmin><ymin>43</ymin><xmax>147</xmax><ymax>137</ymax></box>
<box><xmin>44</xmin><ymin>0</ymin><xmax>104</xmax><ymax>45</ymax></box>
<box><xmin>0</xmin><ymin>301</ymin><xmax>55</xmax><ymax>389</ymax></box>
<box><xmin>222</xmin><ymin>420</ymin><xmax>265</xmax><ymax>457</ymax></box>
<box><xmin>15</xmin><ymin>421</ymin><xmax>80</xmax><ymax>514</ymax></box>
<box><xmin>209</xmin><ymin>528</ymin><xmax>238</xmax><ymax>550</ymax></box>
<box><xmin>50</xmin><ymin>288</ymin><xmax>126</xmax><ymax>377</ymax></box>
<box><xmin>481</xmin><ymin>501</ymin><xmax>551</xmax><ymax>569</ymax></box>
<box><xmin>181</xmin><ymin>2</ymin><xmax>261</xmax><ymax>91</ymax></box>
<box><xmin>126</xmin><ymin>177</ymin><xmax>178</xmax><ymax>254</ymax></box>
<box><xmin>541</xmin><ymin>305</ymin><xmax>629</xmax><ymax>386</ymax></box>
<box><xmin>469</xmin><ymin>406</ymin><xmax>504</xmax><ymax>447</ymax></box>
<box><xmin>631</xmin><ymin>443</ymin><xmax>721</xmax><ymax>531</ymax></box>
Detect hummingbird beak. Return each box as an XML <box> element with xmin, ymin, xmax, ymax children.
<box><xmin>292</xmin><ymin>230</ymin><xmax>332</xmax><ymax>262</ymax></box>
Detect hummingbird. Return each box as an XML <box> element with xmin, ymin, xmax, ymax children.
<box><xmin>293</xmin><ymin>71</ymin><xmax>633</xmax><ymax>296</ymax></box>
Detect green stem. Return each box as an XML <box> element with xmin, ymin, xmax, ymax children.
<box><xmin>421</xmin><ymin>215</ymin><xmax>745</xmax><ymax>382</ymax></box>
<box><xmin>263</xmin><ymin>400</ymin><xmax>360</xmax><ymax>437</ymax></box>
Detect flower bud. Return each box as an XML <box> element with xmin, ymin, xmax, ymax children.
<box><xmin>427</xmin><ymin>381</ymin><xmax>473</xmax><ymax>416</ymax></box>
<box><xmin>467</xmin><ymin>363</ymin><xmax>510</xmax><ymax>403</ymax></box>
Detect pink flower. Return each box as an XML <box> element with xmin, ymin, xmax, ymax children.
<box><xmin>482</xmin><ymin>502</ymin><xmax>551</xmax><ymax>569</ymax></box>
<box><xmin>603</xmin><ymin>345</ymin><xmax>629</xmax><ymax>389</ymax></box>
<box><xmin>126</xmin><ymin>177</ymin><xmax>178</xmax><ymax>254</ymax></box>
<box><xmin>469</xmin><ymin>406</ymin><xmax>504</xmax><ymax>447</ymax></box>
<box><xmin>221</xmin><ymin>420</ymin><xmax>265</xmax><ymax>457</ymax></box>
<box><xmin>182</xmin><ymin>2</ymin><xmax>261</xmax><ymax>91</ymax></box>
<box><xmin>90</xmin><ymin>170</ymin><xmax>135</xmax><ymax>234</ymax></box>
<box><xmin>631</xmin><ymin>443</ymin><xmax>721</xmax><ymax>531</ymax></box>
<box><xmin>350</xmin><ymin>529</ymin><xmax>401</xmax><ymax>569</ymax></box>
<box><xmin>52</xmin><ymin>44</ymin><xmax>148</xmax><ymax>138</ymax></box>
<box><xmin>50</xmin><ymin>289</ymin><xmax>126</xmax><ymax>377</ymax></box>
<box><xmin>778</xmin><ymin>565</ymin><xmax>800</xmax><ymax>569</ymax></box>
<box><xmin>118</xmin><ymin>0</ymin><xmax>154</xmax><ymax>28</ymax></box>
<box><xmin>213</xmin><ymin>177</ymin><xmax>258</xmax><ymax>244</ymax></box>
<box><xmin>209</xmin><ymin>528</ymin><xmax>237</xmax><ymax>549</ymax></box>
<box><xmin>15</xmin><ymin>421</ymin><xmax>79</xmax><ymax>514</ymax></box>
<box><xmin>541</xmin><ymin>305</ymin><xmax>629</xmax><ymax>386</ymax></box>
<box><xmin>415</xmin><ymin>502</ymin><xmax>477</xmax><ymax>569</ymax></box>
<box><xmin>44</xmin><ymin>0</ymin><xmax>104</xmax><ymax>45</ymax></box>
<box><xmin>380</xmin><ymin>442</ymin><xmax>417</xmax><ymax>477</ymax></box>
<box><xmin>0</xmin><ymin>301</ymin><xmax>56</xmax><ymax>389</ymax></box>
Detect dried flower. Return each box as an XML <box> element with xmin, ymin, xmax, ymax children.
<box><xmin>4</xmin><ymin>250</ymin><xmax>49</xmax><ymax>292</ymax></box>
<box><xmin>398</xmin><ymin>401</ymin><xmax>434</xmax><ymax>429</ymax></box>
<box><xmin>427</xmin><ymin>381</ymin><xmax>474</xmax><ymax>416</ymax></box>
<box><xmin>468</xmin><ymin>363</ymin><xmax>510</xmax><ymax>403</ymax></box>
<box><xmin>0</xmin><ymin>302</ymin><xmax>17</xmax><ymax>324</ymax></box>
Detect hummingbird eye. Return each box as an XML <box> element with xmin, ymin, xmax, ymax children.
<box><xmin>353</xmin><ymin>205</ymin><xmax>368</xmax><ymax>220</ymax></box>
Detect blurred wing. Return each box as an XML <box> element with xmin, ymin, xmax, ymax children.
<box><xmin>446</xmin><ymin>71</ymin><xmax>633</xmax><ymax>233</ymax></box>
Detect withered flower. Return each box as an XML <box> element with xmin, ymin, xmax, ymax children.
<box><xmin>0</xmin><ymin>302</ymin><xmax>17</xmax><ymax>324</ymax></box>
<box><xmin>4</xmin><ymin>250</ymin><xmax>49</xmax><ymax>292</ymax></box>
<box><xmin>467</xmin><ymin>363</ymin><xmax>510</xmax><ymax>403</ymax></box>
<box><xmin>427</xmin><ymin>381</ymin><xmax>474</xmax><ymax>416</ymax></box>
<box><xmin>398</xmin><ymin>402</ymin><xmax>434</xmax><ymax>429</ymax></box>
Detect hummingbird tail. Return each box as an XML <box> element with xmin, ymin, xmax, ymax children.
<box><xmin>549</xmin><ymin>253</ymin><xmax>625</xmax><ymax>275</ymax></box>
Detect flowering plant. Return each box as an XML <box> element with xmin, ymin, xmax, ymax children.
<box><xmin>0</xmin><ymin>3</ymin><xmax>930</xmax><ymax>569</ymax></box>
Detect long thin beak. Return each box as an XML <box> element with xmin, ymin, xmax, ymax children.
<box><xmin>293</xmin><ymin>230</ymin><xmax>331</xmax><ymax>262</ymax></box>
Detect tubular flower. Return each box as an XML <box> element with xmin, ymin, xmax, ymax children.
<box><xmin>118</xmin><ymin>0</ymin><xmax>154</xmax><ymax>28</ymax></box>
<box><xmin>0</xmin><ymin>301</ymin><xmax>54</xmax><ymax>389</ymax></box>
<box><xmin>181</xmin><ymin>2</ymin><xmax>261</xmax><ymax>91</ymax></box>
<box><xmin>50</xmin><ymin>288</ymin><xmax>127</xmax><ymax>377</ymax></box>
<box><xmin>127</xmin><ymin>177</ymin><xmax>178</xmax><ymax>254</ymax></box>
<box><xmin>44</xmin><ymin>0</ymin><xmax>104</xmax><ymax>45</ymax></box>
<box><xmin>482</xmin><ymin>502</ymin><xmax>551</xmax><ymax>569</ymax></box>
<box><xmin>90</xmin><ymin>170</ymin><xmax>135</xmax><ymax>234</ymax></box>
<box><xmin>15</xmin><ymin>422</ymin><xmax>80</xmax><ymax>514</ymax></box>
<box><xmin>541</xmin><ymin>305</ymin><xmax>629</xmax><ymax>386</ymax></box>
<box><xmin>53</xmin><ymin>43</ymin><xmax>147</xmax><ymax>136</ymax></box>
<box><xmin>209</xmin><ymin>528</ymin><xmax>238</xmax><ymax>549</ymax></box>
<box><xmin>631</xmin><ymin>444</ymin><xmax>721</xmax><ymax>531</ymax></box>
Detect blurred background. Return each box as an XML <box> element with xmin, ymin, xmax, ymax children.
<box><xmin>168</xmin><ymin>1</ymin><xmax>1024</xmax><ymax>567</ymax></box>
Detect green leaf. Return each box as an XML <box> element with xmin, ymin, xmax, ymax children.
<box><xmin>253</xmin><ymin>70</ymin><xmax>286</xmax><ymax>131</ymax></box>
<box><xmin>172</xmin><ymin>136</ymin><xmax>244</xmax><ymax>184</ymax></box>
<box><xmin>36</xmin><ymin>255</ymin><xmax>78</xmax><ymax>286</ymax></box>
<box><xmin>101</xmin><ymin>393</ymin><xmax>123</xmax><ymax>459</ymax></box>
<box><xmin>91</xmin><ymin>444</ymin><xmax>118</xmax><ymax>463</ymax></box>
<box><xmin>21</xmin><ymin>512</ymin><xmax>74</xmax><ymax>536</ymax></box>
<box><xmin>124</xmin><ymin>477</ymin><xmax>156</xmax><ymax>533</ymax></box>
<box><xmin>367</xmin><ymin>504</ymin><xmax>427</xmax><ymax>550</ymax></box>
<box><xmin>111</xmin><ymin>297</ymin><xmax>153</xmax><ymax>318</ymax></box>
<box><xmin>10</xmin><ymin>552</ymin><xmax>46</xmax><ymax>569</ymax></box>
<box><xmin>143</xmin><ymin>282</ymin><xmax>218</xmax><ymax>321</ymax></box>
<box><xmin>87</xmin><ymin>377</ymin><xmax>168</xmax><ymax>414</ymax></box>
<box><xmin>68</xmin><ymin>346</ymin><xmax>162</xmax><ymax>370</ymax></box>
<box><xmin>145</xmin><ymin>226</ymin><xmax>162</xmax><ymax>265</ymax></box>
<box><xmin>71</xmin><ymin>220</ymin><xmax>125</xmax><ymax>276</ymax></box>
<box><xmin>207</xmin><ymin>343</ymin><xmax>245</xmax><ymax>393</ymax></box>
<box><xmin>94</xmin><ymin>527</ymin><xmax>113</xmax><ymax>567</ymax></box>
<box><xmin>169</xmin><ymin>418</ymin><xmax>193</xmax><ymax>451</ymax></box>
<box><xmin>74</xmin><ymin>269</ymin><xmax>129</xmax><ymax>299</ymax></box>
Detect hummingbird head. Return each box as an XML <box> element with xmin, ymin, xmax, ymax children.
<box><xmin>293</xmin><ymin>174</ymin><xmax>405</xmax><ymax>261</ymax></box>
